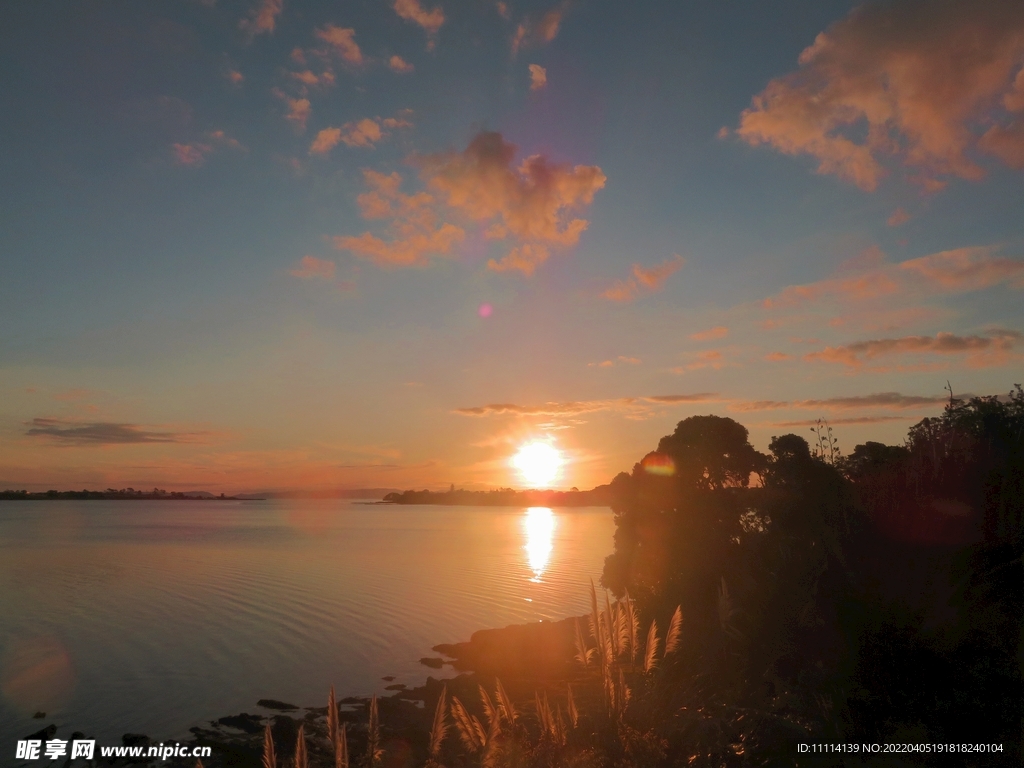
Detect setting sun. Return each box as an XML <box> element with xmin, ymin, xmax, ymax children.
<box><xmin>512</xmin><ymin>442</ymin><xmax>564</xmax><ymax>488</ymax></box>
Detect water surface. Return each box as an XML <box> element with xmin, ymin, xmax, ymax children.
<box><xmin>0</xmin><ymin>500</ymin><xmax>613</xmax><ymax>747</ymax></box>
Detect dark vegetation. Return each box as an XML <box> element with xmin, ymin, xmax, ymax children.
<box><xmin>0</xmin><ymin>488</ymin><xmax>247</xmax><ymax>500</ymax></box>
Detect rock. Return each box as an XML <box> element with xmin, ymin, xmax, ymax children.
<box><xmin>216</xmin><ymin>713</ymin><xmax>265</xmax><ymax>734</ymax></box>
<box><xmin>419</xmin><ymin>657</ymin><xmax>444</xmax><ymax>669</ymax></box>
<box><xmin>24</xmin><ymin>724</ymin><xmax>56</xmax><ymax>741</ymax></box>
<box><xmin>381</xmin><ymin>676</ymin><xmax>395</xmax><ymax>681</ymax></box>
<box><xmin>122</xmin><ymin>733</ymin><xmax>150</xmax><ymax>748</ymax></box>
<box><xmin>32</xmin><ymin>711</ymin><xmax>45</xmax><ymax>719</ymax></box>
<box><xmin>384</xmin><ymin>684</ymin><xmax>406</xmax><ymax>691</ymax></box>
<box><xmin>257</xmin><ymin>698</ymin><xmax>299</xmax><ymax>710</ymax></box>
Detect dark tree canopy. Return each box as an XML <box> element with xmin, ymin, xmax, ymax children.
<box><xmin>654</xmin><ymin>415</ymin><xmax>763</xmax><ymax>490</ymax></box>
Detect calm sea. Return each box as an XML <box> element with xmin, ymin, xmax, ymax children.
<box><xmin>0</xmin><ymin>500</ymin><xmax>613</xmax><ymax>749</ymax></box>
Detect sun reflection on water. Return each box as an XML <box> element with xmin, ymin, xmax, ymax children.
<box><xmin>523</xmin><ymin>507</ymin><xmax>555</xmax><ymax>581</ymax></box>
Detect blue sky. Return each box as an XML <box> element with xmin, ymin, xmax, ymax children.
<box><xmin>2</xmin><ymin>0</ymin><xmax>1022</xmax><ymax>491</ymax></box>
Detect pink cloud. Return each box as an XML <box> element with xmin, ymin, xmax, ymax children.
<box><xmin>529</xmin><ymin>64</ymin><xmax>547</xmax><ymax>91</ymax></box>
<box><xmin>334</xmin><ymin>132</ymin><xmax>602</xmax><ymax>273</ymax></box>
<box><xmin>690</xmin><ymin>326</ymin><xmax>728</xmax><ymax>341</ymax></box>
<box><xmin>764</xmin><ymin>352</ymin><xmax>791</xmax><ymax>361</ymax></box>
<box><xmin>512</xmin><ymin>7</ymin><xmax>565</xmax><ymax>55</ymax></box>
<box><xmin>310</xmin><ymin>116</ymin><xmax>411</xmax><ymax>155</ymax></box>
<box><xmin>763</xmin><ymin>245</ymin><xmax>1024</xmax><ymax>310</ymax></box>
<box><xmin>271</xmin><ymin>89</ymin><xmax>311</xmax><ymax>130</ymax></box>
<box><xmin>171</xmin><ymin>142</ymin><xmax>212</xmax><ymax>166</ymax></box>
<box><xmin>735</xmin><ymin>1</ymin><xmax>1024</xmax><ymax>190</ymax></box>
<box><xmin>240</xmin><ymin>0</ymin><xmax>283</xmax><ymax>37</ymax></box>
<box><xmin>289</xmin><ymin>255</ymin><xmax>336</xmax><ymax>280</ymax></box>
<box><xmin>601</xmin><ymin>254</ymin><xmax>685</xmax><ymax>302</ymax></box>
<box><xmin>226</xmin><ymin>70</ymin><xmax>244</xmax><ymax>85</ymax></box>
<box><xmin>389</xmin><ymin>55</ymin><xmax>415</xmax><ymax>74</ymax></box>
<box><xmin>805</xmin><ymin>329</ymin><xmax>1023</xmax><ymax>369</ymax></box>
<box><xmin>315</xmin><ymin>24</ymin><xmax>363</xmax><ymax>65</ymax></box>
<box><xmin>333</xmin><ymin>170</ymin><xmax>464</xmax><ymax>267</ymax></box>
<box><xmin>887</xmin><ymin>207</ymin><xmax>911</xmax><ymax>227</ymax></box>
<box><xmin>392</xmin><ymin>0</ymin><xmax>445</xmax><ymax>35</ymax></box>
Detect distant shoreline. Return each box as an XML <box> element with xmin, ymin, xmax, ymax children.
<box><xmin>0</xmin><ymin>491</ymin><xmax>258</xmax><ymax>501</ymax></box>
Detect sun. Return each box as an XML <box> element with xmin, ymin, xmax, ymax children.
<box><xmin>512</xmin><ymin>441</ymin><xmax>564</xmax><ymax>488</ymax></box>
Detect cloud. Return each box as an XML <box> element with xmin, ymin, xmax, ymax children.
<box><xmin>898</xmin><ymin>246</ymin><xmax>1024</xmax><ymax>291</ymax></box>
<box><xmin>601</xmin><ymin>254</ymin><xmax>685</xmax><ymax>301</ymax></box>
<box><xmin>208</xmin><ymin>130</ymin><xmax>246</xmax><ymax>152</ymax></box>
<box><xmin>512</xmin><ymin>6</ymin><xmax>565</xmax><ymax>55</ymax></box>
<box><xmin>334</xmin><ymin>133</ymin><xmax>603</xmax><ymax>273</ymax></box>
<box><xmin>529</xmin><ymin>64</ymin><xmax>547</xmax><ymax>90</ymax></box>
<box><xmin>887</xmin><ymin>207</ymin><xmax>911</xmax><ymax>227</ymax></box>
<box><xmin>454</xmin><ymin>392</ymin><xmax>718</xmax><ymax>417</ymax></box>
<box><xmin>735</xmin><ymin>0</ymin><xmax>1024</xmax><ymax>190</ymax></box>
<box><xmin>271</xmin><ymin>89</ymin><xmax>311</xmax><ymax>130</ymax></box>
<box><xmin>420</xmin><ymin>132</ymin><xmax>604</xmax><ymax>245</ymax></box>
<box><xmin>291</xmin><ymin>70</ymin><xmax>334</xmax><ymax>88</ymax></box>
<box><xmin>226</xmin><ymin>69</ymin><xmax>244</xmax><ymax>85</ymax></box>
<box><xmin>289</xmin><ymin>255</ymin><xmax>335</xmax><ymax>280</ymax></box>
<box><xmin>310</xmin><ymin>115</ymin><xmax>412</xmax><ymax>155</ymax></box>
<box><xmin>25</xmin><ymin>419</ymin><xmax>202</xmax><ymax>446</ymax></box>
<box><xmin>333</xmin><ymin>169</ymin><xmax>464</xmax><ymax>267</ymax></box>
<box><xmin>392</xmin><ymin>0</ymin><xmax>445</xmax><ymax>35</ymax></box>
<box><xmin>171</xmin><ymin>142</ymin><xmax>212</xmax><ymax>166</ymax></box>
<box><xmin>240</xmin><ymin>0</ymin><xmax>283</xmax><ymax>37</ymax></box>
<box><xmin>315</xmin><ymin>24</ymin><xmax>363</xmax><ymax>65</ymax></box>
<box><xmin>772</xmin><ymin>415</ymin><xmax>913</xmax><ymax>427</ymax></box>
<box><xmin>764</xmin><ymin>352</ymin><xmax>791</xmax><ymax>361</ymax></box>
<box><xmin>763</xmin><ymin>245</ymin><xmax>1024</xmax><ymax>310</ymax></box>
<box><xmin>690</xmin><ymin>326</ymin><xmax>728</xmax><ymax>341</ymax></box>
<box><xmin>589</xmin><ymin>356</ymin><xmax>641</xmax><ymax>368</ymax></box>
<box><xmin>731</xmin><ymin>392</ymin><xmax>949</xmax><ymax>411</ymax></box>
<box><xmin>389</xmin><ymin>55</ymin><xmax>414</xmax><ymax>73</ymax></box>
<box><xmin>806</xmin><ymin>329</ymin><xmax>1023</xmax><ymax>368</ymax></box>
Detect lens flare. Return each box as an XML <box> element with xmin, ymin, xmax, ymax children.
<box><xmin>512</xmin><ymin>442</ymin><xmax>563</xmax><ymax>487</ymax></box>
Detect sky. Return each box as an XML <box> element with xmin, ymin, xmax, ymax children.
<box><xmin>1</xmin><ymin>0</ymin><xmax>1023</xmax><ymax>493</ymax></box>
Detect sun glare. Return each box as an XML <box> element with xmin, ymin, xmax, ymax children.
<box><xmin>512</xmin><ymin>441</ymin><xmax>564</xmax><ymax>488</ymax></box>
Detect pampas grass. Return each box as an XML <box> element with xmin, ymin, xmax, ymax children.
<box><xmin>262</xmin><ymin>723</ymin><xmax>276</xmax><ymax>768</ymax></box>
<box><xmin>364</xmin><ymin>695</ymin><xmax>382</xmax><ymax>768</ymax></box>
<box><xmin>643</xmin><ymin>619</ymin><xmax>659</xmax><ymax>674</ymax></box>
<box><xmin>294</xmin><ymin>725</ymin><xmax>308</xmax><ymax>768</ymax></box>
<box><xmin>664</xmin><ymin>606</ymin><xmax>683</xmax><ymax>656</ymax></box>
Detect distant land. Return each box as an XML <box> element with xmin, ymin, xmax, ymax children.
<box><xmin>382</xmin><ymin>481</ymin><xmax>621</xmax><ymax>507</ymax></box>
<box><xmin>0</xmin><ymin>487</ymin><xmax>399</xmax><ymax>501</ymax></box>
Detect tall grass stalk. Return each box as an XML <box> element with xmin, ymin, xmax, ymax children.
<box><xmin>262</xmin><ymin>723</ymin><xmax>276</xmax><ymax>768</ymax></box>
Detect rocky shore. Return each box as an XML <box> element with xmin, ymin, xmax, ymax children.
<box><xmin>24</xmin><ymin>616</ymin><xmax>588</xmax><ymax>767</ymax></box>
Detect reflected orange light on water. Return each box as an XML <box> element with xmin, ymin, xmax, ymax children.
<box><xmin>523</xmin><ymin>507</ymin><xmax>555</xmax><ymax>581</ymax></box>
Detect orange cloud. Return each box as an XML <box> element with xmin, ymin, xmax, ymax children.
<box><xmin>672</xmin><ymin>349</ymin><xmax>728</xmax><ymax>373</ymax></box>
<box><xmin>454</xmin><ymin>392</ymin><xmax>718</xmax><ymax>418</ymax></box>
<box><xmin>310</xmin><ymin>116</ymin><xmax>411</xmax><ymax>155</ymax></box>
<box><xmin>289</xmin><ymin>255</ymin><xmax>336</xmax><ymax>280</ymax></box>
<box><xmin>763</xmin><ymin>245</ymin><xmax>1024</xmax><ymax>310</ymax></box>
<box><xmin>389</xmin><ymin>55</ymin><xmax>414</xmax><ymax>74</ymax></box>
<box><xmin>240</xmin><ymin>0</ymin><xmax>283</xmax><ymax>37</ymax></box>
<box><xmin>392</xmin><ymin>0</ymin><xmax>445</xmax><ymax>35</ymax></box>
<box><xmin>690</xmin><ymin>326</ymin><xmax>728</xmax><ymax>341</ymax></box>
<box><xmin>512</xmin><ymin>7</ymin><xmax>565</xmax><ymax>55</ymax></box>
<box><xmin>171</xmin><ymin>143</ymin><xmax>212</xmax><ymax>166</ymax></box>
<box><xmin>805</xmin><ymin>329</ymin><xmax>1023</xmax><ymax>369</ymax></box>
<box><xmin>334</xmin><ymin>133</ymin><xmax>602</xmax><ymax>273</ymax></box>
<box><xmin>887</xmin><ymin>207</ymin><xmax>911</xmax><ymax>227</ymax></box>
<box><xmin>271</xmin><ymin>89</ymin><xmax>311</xmax><ymax>130</ymax></box>
<box><xmin>315</xmin><ymin>24</ymin><xmax>363</xmax><ymax>65</ymax></box>
<box><xmin>333</xmin><ymin>170</ymin><xmax>464</xmax><ymax>267</ymax></box>
<box><xmin>487</xmin><ymin>243</ymin><xmax>549</xmax><ymax>276</ymax></box>
<box><xmin>226</xmin><ymin>69</ymin><xmax>244</xmax><ymax>85</ymax></box>
<box><xmin>529</xmin><ymin>64</ymin><xmax>547</xmax><ymax>90</ymax></box>
<box><xmin>764</xmin><ymin>352</ymin><xmax>791</xmax><ymax>361</ymax></box>
<box><xmin>731</xmin><ymin>392</ymin><xmax>948</xmax><ymax>411</ymax></box>
<box><xmin>735</xmin><ymin>1</ymin><xmax>1024</xmax><ymax>190</ymax></box>
<box><xmin>601</xmin><ymin>254</ymin><xmax>685</xmax><ymax>302</ymax></box>
<box><xmin>588</xmin><ymin>356</ymin><xmax>641</xmax><ymax>368</ymax></box>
